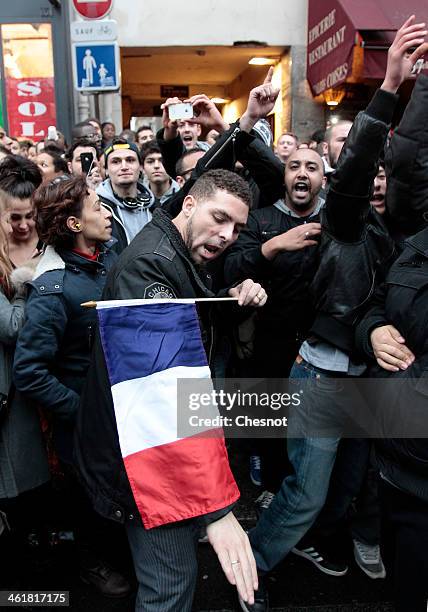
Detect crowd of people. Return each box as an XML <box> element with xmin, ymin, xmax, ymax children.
<box><xmin>0</xmin><ymin>15</ymin><xmax>427</xmax><ymax>612</ymax></box>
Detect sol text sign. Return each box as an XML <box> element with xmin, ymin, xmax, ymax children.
<box><xmin>6</xmin><ymin>78</ymin><xmax>56</xmax><ymax>138</ymax></box>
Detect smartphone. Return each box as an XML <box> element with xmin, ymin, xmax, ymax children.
<box><xmin>80</xmin><ymin>152</ymin><xmax>94</xmax><ymax>175</ymax></box>
<box><xmin>47</xmin><ymin>125</ymin><xmax>58</xmax><ymax>141</ymax></box>
<box><xmin>168</xmin><ymin>102</ymin><xmax>194</xmax><ymax>121</ymax></box>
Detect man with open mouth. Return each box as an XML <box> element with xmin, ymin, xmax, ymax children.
<box><xmin>370</xmin><ymin>163</ymin><xmax>387</xmax><ymax>215</ymax></box>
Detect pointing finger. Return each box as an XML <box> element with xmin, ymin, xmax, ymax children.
<box><xmin>263</xmin><ymin>66</ymin><xmax>274</xmax><ymax>85</ymax></box>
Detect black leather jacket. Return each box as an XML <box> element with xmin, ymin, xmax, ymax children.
<box><xmin>385</xmin><ymin>74</ymin><xmax>428</xmax><ymax>237</ymax></box>
<box><xmin>308</xmin><ymin>89</ymin><xmax>397</xmax><ymax>354</ymax></box>
<box><xmin>355</xmin><ymin>228</ymin><xmax>428</xmax><ymax>502</ymax></box>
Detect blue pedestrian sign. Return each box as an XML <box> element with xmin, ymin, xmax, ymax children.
<box><xmin>72</xmin><ymin>42</ymin><xmax>120</xmax><ymax>92</ymax></box>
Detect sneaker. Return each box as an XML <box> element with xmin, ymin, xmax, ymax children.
<box><xmin>250</xmin><ymin>455</ymin><xmax>262</xmax><ymax>486</ymax></box>
<box><xmin>254</xmin><ymin>491</ymin><xmax>275</xmax><ymax>517</ymax></box>
<box><xmin>292</xmin><ymin>541</ymin><xmax>348</xmax><ymax>576</ymax></box>
<box><xmin>353</xmin><ymin>539</ymin><xmax>386</xmax><ymax>579</ymax></box>
<box><xmin>239</xmin><ymin>576</ymin><xmax>269</xmax><ymax>611</ymax></box>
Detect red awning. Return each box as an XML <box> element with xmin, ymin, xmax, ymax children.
<box><xmin>307</xmin><ymin>0</ymin><xmax>428</xmax><ymax>96</ymax></box>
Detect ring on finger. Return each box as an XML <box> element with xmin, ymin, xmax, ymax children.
<box><xmin>231</xmin><ymin>560</ymin><xmax>240</xmax><ymax>565</ymax></box>
<box><xmin>305</xmin><ymin>231</ymin><xmax>309</xmax><ymax>238</ymax></box>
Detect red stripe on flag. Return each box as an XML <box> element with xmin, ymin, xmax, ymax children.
<box><xmin>123</xmin><ymin>429</ymin><xmax>240</xmax><ymax>528</ymax></box>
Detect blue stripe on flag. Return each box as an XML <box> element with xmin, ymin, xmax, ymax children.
<box><xmin>98</xmin><ymin>302</ymin><xmax>208</xmax><ymax>386</ymax></box>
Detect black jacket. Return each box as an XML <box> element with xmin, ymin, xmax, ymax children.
<box><xmin>13</xmin><ymin>245</ymin><xmax>116</xmax><ymax>462</ymax></box>
<box><xmin>74</xmin><ymin>209</ymin><xmax>236</xmax><ymax>525</ymax></box>
<box><xmin>308</xmin><ymin>89</ymin><xmax>397</xmax><ymax>354</ymax></box>
<box><xmin>355</xmin><ymin>228</ymin><xmax>428</xmax><ymax>502</ymax></box>
<box><xmin>224</xmin><ymin>202</ymin><xmax>322</xmax><ymax>340</ymax></box>
<box><xmin>385</xmin><ymin>74</ymin><xmax>428</xmax><ymax>237</ymax></box>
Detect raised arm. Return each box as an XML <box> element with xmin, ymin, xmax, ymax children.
<box><xmin>325</xmin><ymin>16</ymin><xmax>428</xmax><ymax>241</ymax></box>
<box><xmin>385</xmin><ymin>74</ymin><xmax>428</xmax><ymax>235</ymax></box>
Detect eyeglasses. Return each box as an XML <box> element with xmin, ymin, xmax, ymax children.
<box><xmin>182</xmin><ymin>167</ymin><xmax>195</xmax><ymax>178</ymax></box>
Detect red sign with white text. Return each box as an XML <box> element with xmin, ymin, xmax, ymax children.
<box><xmin>307</xmin><ymin>0</ymin><xmax>355</xmax><ymax>96</ymax></box>
<box><xmin>6</xmin><ymin>78</ymin><xmax>56</xmax><ymax>139</ymax></box>
<box><xmin>73</xmin><ymin>0</ymin><xmax>112</xmax><ymax>19</ymax></box>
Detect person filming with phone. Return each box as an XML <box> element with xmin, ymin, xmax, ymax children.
<box><xmin>66</xmin><ymin>140</ymin><xmax>103</xmax><ymax>191</ymax></box>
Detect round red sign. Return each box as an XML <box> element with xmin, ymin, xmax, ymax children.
<box><xmin>72</xmin><ymin>0</ymin><xmax>113</xmax><ymax>19</ymax></box>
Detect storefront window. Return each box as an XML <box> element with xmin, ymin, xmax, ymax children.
<box><xmin>1</xmin><ymin>23</ymin><xmax>56</xmax><ymax>138</ymax></box>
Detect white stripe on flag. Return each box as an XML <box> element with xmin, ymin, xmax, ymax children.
<box><xmin>112</xmin><ymin>364</ymin><xmax>212</xmax><ymax>457</ymax></box>
<box><xmin>95</xmin><ymin>298</ymin><xmax>238</xmax><ymax>309</ymax></box>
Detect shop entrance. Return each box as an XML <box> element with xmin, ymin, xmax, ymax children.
<box><xmin>0</xmin><ymin>0</ymin><xmax>73</xmax><ymax>139</ymax></box>
<box><xmin>120</xmin><ymin>45</ymin><xmax>285</xmax><ymax>141</ymax></box>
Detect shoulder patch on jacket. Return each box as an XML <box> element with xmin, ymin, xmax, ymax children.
<box><xmin>144</xmin><ymin>282</ymin><xmax>177</xmax><ymax>299</ymax></box>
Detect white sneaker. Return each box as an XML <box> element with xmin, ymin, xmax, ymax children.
<box><xmin>353</xmin><ymin>539</ymin><xmax>386</xmax><ymax>579</ymax></box>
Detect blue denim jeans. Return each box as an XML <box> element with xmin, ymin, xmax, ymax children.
<box><xmin>250</xmin><ymin>358</ymin><xmax>368</xmax><ymax>572</ymax></box>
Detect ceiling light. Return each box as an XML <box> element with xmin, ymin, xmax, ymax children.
<box><xmin>323</xmin><ymin>86</ymin><xmax>345</xmax><ymax>108</ymax></box>
<box><xmin>248</xmin><ymin>57</ymin><xmax>276</xmax><ymax>66</ymax></box>
<box><xmin>211</xmin><ymin>97</ymin><xmax>229</xmax><ymax>104</ymax></box>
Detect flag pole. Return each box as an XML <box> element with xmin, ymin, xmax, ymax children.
<box><xmin>81</xmin><ymin>297</ymin><xmax>239</xmax><ymax>308</ymax></box>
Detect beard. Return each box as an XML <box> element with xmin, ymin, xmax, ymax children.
<box><xmin>184</xmin><ymin>216</ymin><xmax>194</xmax><ymax>253</ymax></box>
<box><xmin>183</xmin><ymin>218</ymin><xmax>208</xmax><ymax>270</ymax></box>
<box><xmin>290</xmin><ymin>198</ymin><xmax>313</xmax><ymax>212</ymax></box>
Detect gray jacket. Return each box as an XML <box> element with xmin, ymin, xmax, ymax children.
<box><xmin>0</xmin><ymin>269</ymin><xmax>49</xmax><ymax>499</ymax></box>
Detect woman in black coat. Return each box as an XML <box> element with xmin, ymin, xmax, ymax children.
<box><xmin>14</xmin><ymin>176</ymin><xmax>131</xmax><ymax>598</ymax></box>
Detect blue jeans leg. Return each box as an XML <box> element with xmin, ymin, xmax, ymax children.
<box><xmin>250</xmin><ymin>435</ymin><xmax>340</xmax><ymax>572</ymax></box>
<box><xmin>249</xmin><ymin>359</ymin><xmax>347</xmax><ymax>572</ymax></box>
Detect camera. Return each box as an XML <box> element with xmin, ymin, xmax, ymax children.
<box><xmin>168</xmin><ymin>102</ymin><xmax>194</xmax><ymax>121</ymax></box>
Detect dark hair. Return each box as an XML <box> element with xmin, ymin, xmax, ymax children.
<box><xmin>140</xmin><ymin>141</ymin><xmax>162</xmax><ymax>164</ymax></box>
<box><xmin>71</xmin><ymin>121</ymin><xmax>96</xmax><ymax>141</ymax></box>
<box><xmin>310</xmin><ymin>129</ymin><xmax>325</xmax><ymax>144</ymax></box>
<box><xmin>119</xmin><ymin>129</ymin><xmax>136</xmax><ymax>143</ymax></box>
<box><xmin>88</xmin><ymin>117</ymin><xmax>101</xmax><ymax>129</ymax></box>
<box><xmin>136</xmin><ymin>125</ymin><xmax>153</xmax><ymax>136</ymax></box>
<box><xmin>176</xmin><ymin>148</ymin><xmax>203</xmax><ymax>177</ymax></box>
<box><xmin>45</xmin><ymin>138</ymin><xmax>66</xmax><ymax>153</ymax></box>
<box><xmin>0</xmin><ymin>144</ymin><xmax>10</xmax><ymax>157</ymax></box>
<box><xmin>19</xmin><ymin>140</ymin><xmax>33</xmax><ymax>152</ymax></box>
<box><xmin>33</xmin><ymin>176</ymin><xmax>88</xmax><ymax>249</ymax></box>
<box><xmin>39</xmin><ymin>147</ymin><xmax>69</xmax><ymax>174</ymax></box>
<box><xmin>189</xmin><ymin>169</ymin><xmax>252</xmax><ymax>208</ymax></box>
<box><xmin>73</xmin><ymin>120</ymin><xmax>92</xmax><ymax>129</ymax></box>
<box><xmin>101</xmin><ymin>121</ymin><xmax>115</xmax><ymax>130</ymax></box>
<box><xmin>66</xmin><ymin>139</ymin><xmax>99</xmax><ymax>162</ymax></box>
<box><xmin>0</xmin><ymin>155</ymin><xmax>42</xmax><ymax>199</ymax></box>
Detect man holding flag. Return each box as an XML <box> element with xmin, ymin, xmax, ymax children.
<box><xmin>74</xmin><ymin>168</ymin><xmax>271</xmax><ymax>611</ymax></box>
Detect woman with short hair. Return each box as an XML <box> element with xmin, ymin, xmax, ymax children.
<box><xmin>14</xmin><ymin>176</ymin><xmax>130</xmax><ymax>597</ymax></box>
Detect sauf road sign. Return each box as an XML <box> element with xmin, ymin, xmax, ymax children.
<box><xmin>72</xmin><ymin>41</ymin><xmax>120</xmax><ymax>92</ymax></box>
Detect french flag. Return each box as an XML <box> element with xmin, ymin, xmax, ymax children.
<box><xmin>97</xmin><ymin>299</ymin><xmax>240</xmax><ymax>529</ymax></box>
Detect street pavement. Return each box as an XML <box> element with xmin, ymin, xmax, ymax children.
<box><xmin>0</xmin><ymin>440</ymin><xmax>394</xmax><ymax>611</ymax></box>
